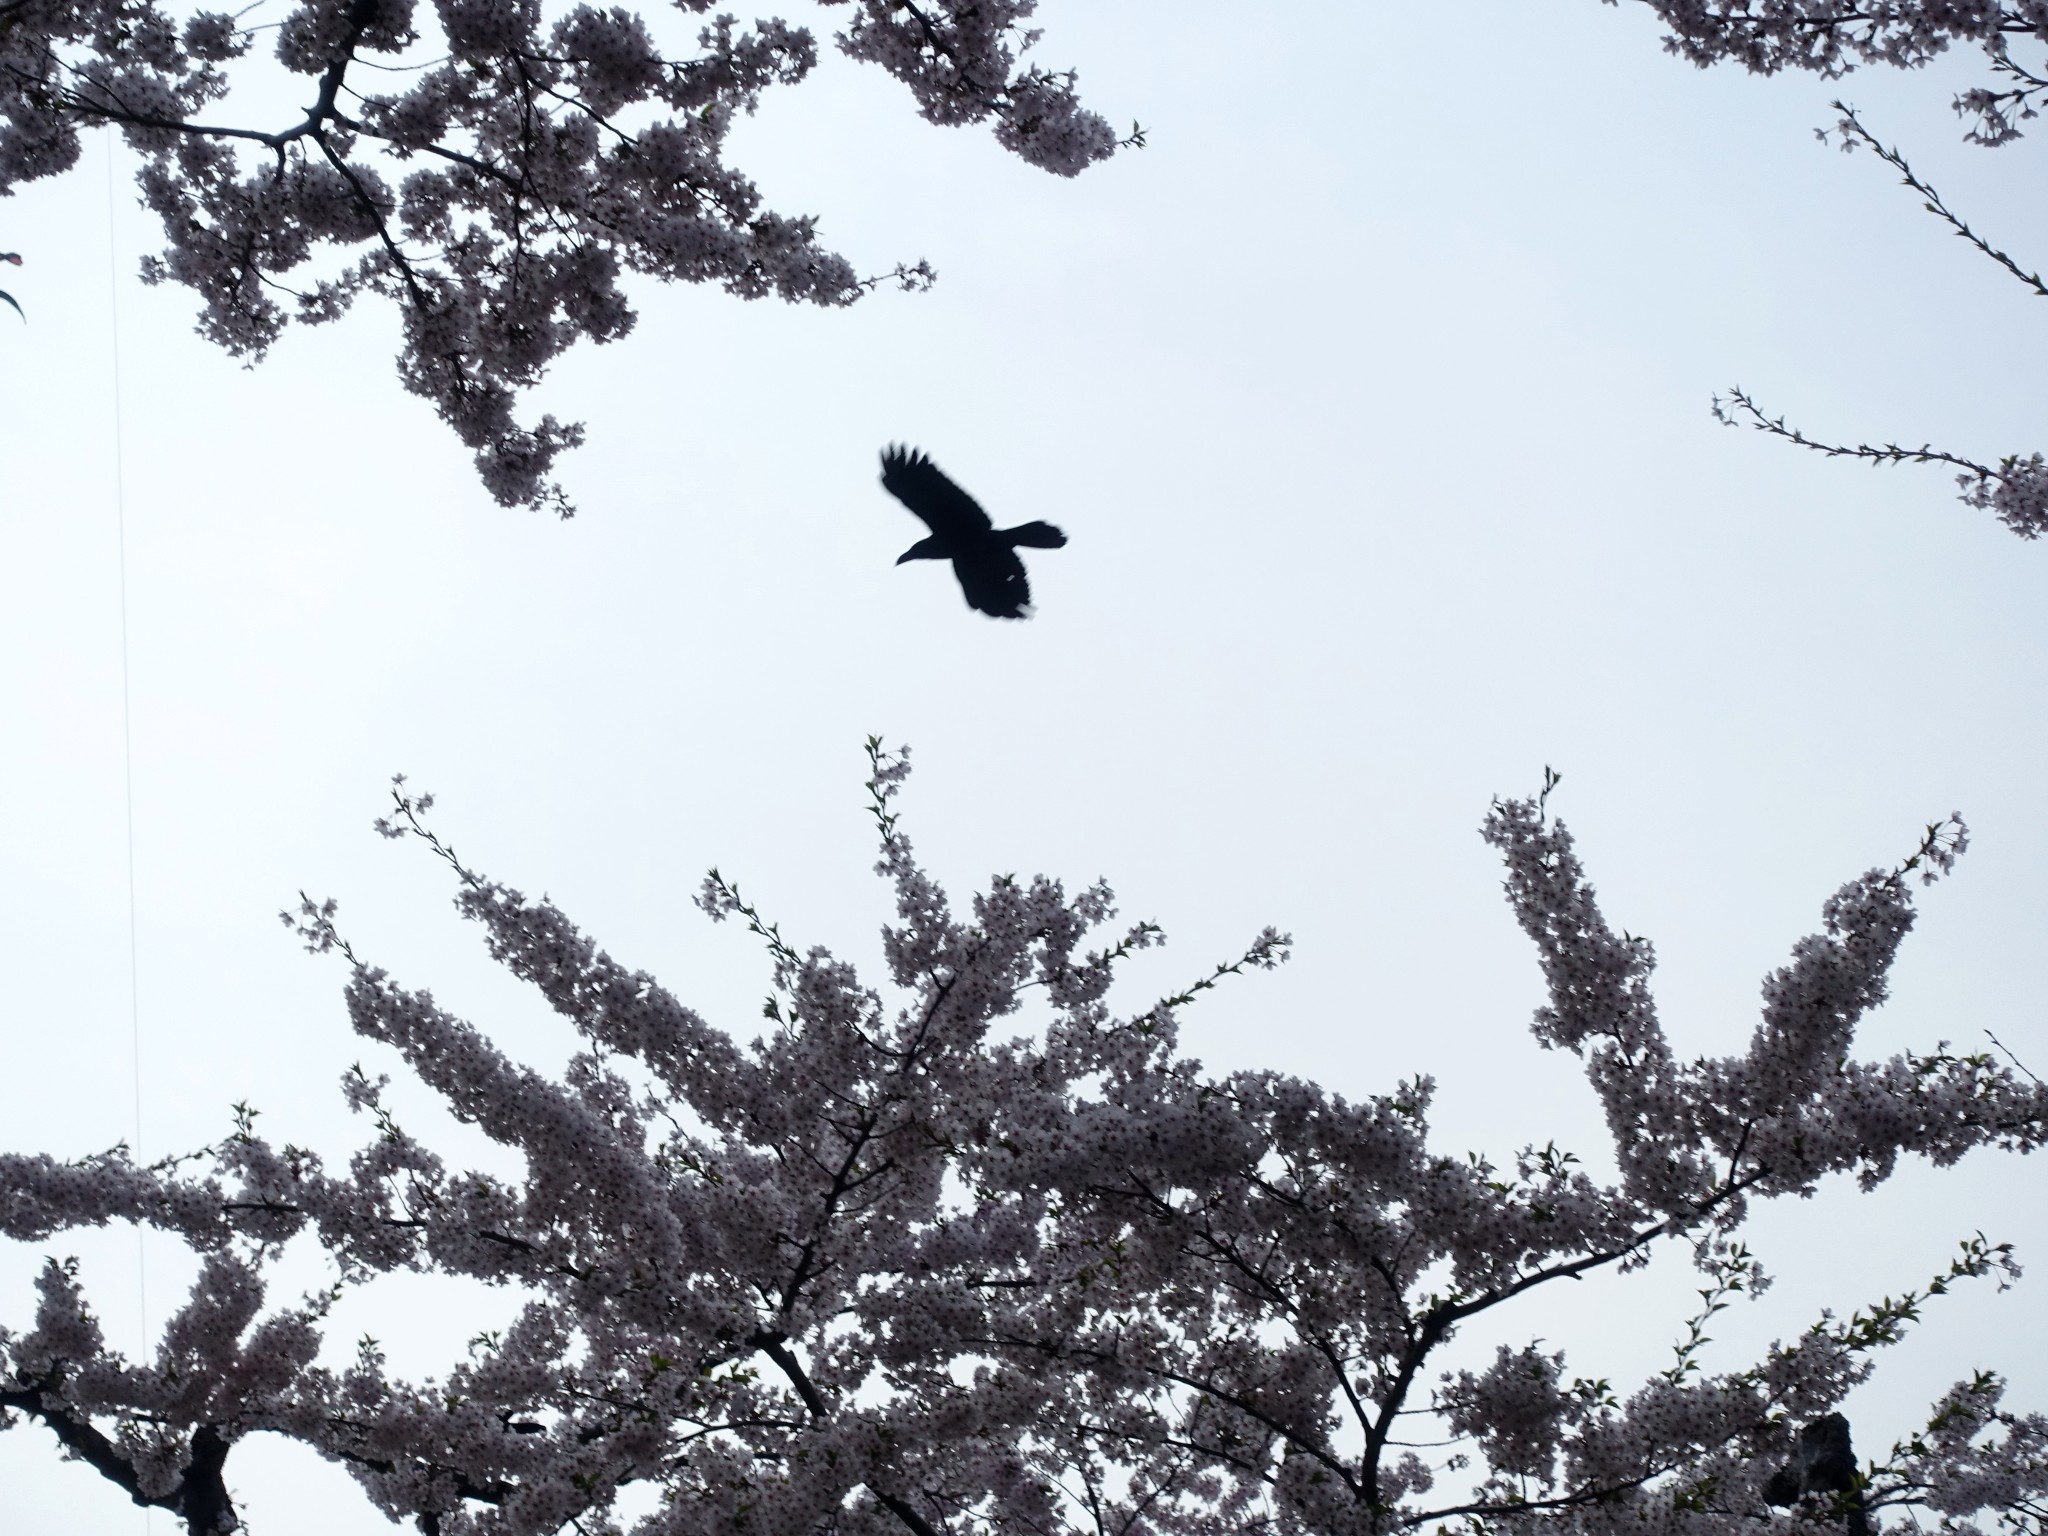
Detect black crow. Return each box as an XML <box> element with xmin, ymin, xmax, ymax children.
<box><xmin>1765</xmin><ymin>1415</ymin><xmax>1869</xmax><ymax>1536</ymax></box>
<box><xmin>879</xmin><ymin>445</ymin><xmax>1065</xmax><ymax>619</ymax></box>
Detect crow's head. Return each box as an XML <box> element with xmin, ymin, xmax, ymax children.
<box><xmin>897</xmin><ymin>537</ymin><xmax>947</xmax><ymax>565</ymax></box>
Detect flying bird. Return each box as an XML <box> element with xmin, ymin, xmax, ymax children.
<box><xmin>878</xmin><ymin>446</ymin><xmax>1066</xmax><ymax>619</ymax></box>
<box><xmin>1</xmin><ymin>252</ymin><xmax>20</xmax><ymax>321</ymax></box>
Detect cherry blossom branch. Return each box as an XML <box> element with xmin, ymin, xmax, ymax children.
<box><xmin>1826</xmin><ymin>101</ymin><xmax>2048</xmax><ymax>296</ymax></box>
<box><xmin>1403</xmin><ymin>1467</ymin><xmax>1668</xmax><ymax>1530</ymax></box>
<box><xmin>1956</xmin><ymin>42</ymin><xmax>2048</xmax><ymax>146</ymax></box>
<box><xmin>0</xmin><ymin>0</ymin><xmax>1121</xmax><ymax>511</ymax></box>
<box><xmin>1718</xmin><ymin>390</ymin><xmax>2019</xmax><ymax>481</ymax></box>
<box><xmin>1130</xmin><ymin>927</ymin><xmax>1292</xmax><ymax>1035</ymax></box>
<box><xmin>1630</xmin><ymin>0</ymin><xmax>2048</xmax><ymax>112</ymax></box>
<box><xmin>1987</xmin><ymin>1030</ymin><xmax>2044</xmax><ymax>1085</ymax></box>
<box><xmin>1713</xmin><ymin>386</ymin><xmax>2048</xmax><ymax>541</ymax></box>
<box><xmin>752</xmin><ymin>1329</ymin><xmax>951</xmax><ymax>1536</ymax></box>
<box><xmin>0</xmin><ymin>1378</ymin><xmax>162</xmax><ymax>1514</ymax></box>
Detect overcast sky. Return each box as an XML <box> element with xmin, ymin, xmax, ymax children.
<box><xmin>4</xmin><ymin>3</ymin><xmax>2048</xmax><ymax>1530</ymax></box>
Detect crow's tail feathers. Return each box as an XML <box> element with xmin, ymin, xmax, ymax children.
<box><xmin>1003</xmin><ymin>521</ymin><xmax>1066</xmax><ymax>549</ymax></box>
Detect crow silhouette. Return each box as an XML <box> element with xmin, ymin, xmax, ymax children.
<box><xmin>879</xmin><ymin>446</ymin><xmax>1065</xmax><ymax>619</ymax></box>
<box><xmin>1765</xmin><ymin>1414</ymin><xmax>1869</xmax><ymax>1536</ymax></box>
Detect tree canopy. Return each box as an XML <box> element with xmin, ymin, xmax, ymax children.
<box><xmin>0</xmin><ymin>0</ymin><xmax>1126</xmax><ymax>511</ymax></box>
<box><xmin>5</xmin><ymin>748</ymin><xmax>2046</xmax><ymax>1536</ymax></box>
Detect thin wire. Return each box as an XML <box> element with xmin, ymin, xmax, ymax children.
<box><xmin>105</xmin><ymin>134</ymin><xmax>151</xmax><ymax>1536</ymax></box>
<box><xmin>104</xmin><ymin>134</ymin><xmax>142</xmax><ymax>1231</ymax></box>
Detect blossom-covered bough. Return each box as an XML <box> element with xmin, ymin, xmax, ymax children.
<box><xmin>5</xmin><ymin>743</ymin><xmax>2048</xmax><ymax>1536</ymax></box>
<box><xmin>1621</xmin><ymin>0</ymin><xmax>2048</xmax><ymax>539</ymax></box>
<box><xmin>1710</xmin><ymin>100</ymin><xmax>2048</xmax><ymax>540</ymax></box>
<box><xmin>0</xmin><ymin>0</ymin><xmax>1126</xmax><ymax>512</ymax></box>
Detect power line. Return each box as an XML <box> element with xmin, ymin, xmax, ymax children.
<box><xmin>105</xmin><ymin>130</ymin><xmax>151</xmax><ymax>1536</ymax></box>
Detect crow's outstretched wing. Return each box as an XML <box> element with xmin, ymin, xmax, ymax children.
<box><xmin>955</xmin><ymin>546</ymin><xmax>1032</xmax><ymax>619</ymax></box>
<box><xmin>0</xmin><ymin>291</ymin><xmax>19</xmax><ymax>321</ymax></box>
<box><xmin>880</xmin><ymin>446</ymin><xmax>992</xmax><ymax>540</ymax></box>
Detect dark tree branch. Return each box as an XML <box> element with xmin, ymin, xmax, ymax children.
<box><xmin>1830</xmin><ymin>101</ymin><xmax>2048</xmax><ymax>297</ymax></box>
<box><xmin>0</xmin><ymin>1381</ymin><xmax>237</xmax><ymax>1536</ymax></box>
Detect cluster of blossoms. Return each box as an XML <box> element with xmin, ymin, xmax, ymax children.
<box><xmin>1956</xmin><ymin>452</ymin><xmax>2048</xmax><ymax>537</ymax></box>
<box><xmin>0</xmin><ymin>0</ymin><xmax>1122</xmax><ymax>510</ymax></box>
<box><xmin>1627</xmin><ymin>0</ymin><xmax>2048</xmax><ymax>137</ymax></box>
<box><xmin>5</xmin><ymin>746</ymin><xmax>2048</xmax><ymax>1536</ymax></box>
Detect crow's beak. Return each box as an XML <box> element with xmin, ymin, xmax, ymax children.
<box><xmin>895</xmin><ymin>550</ymin><xmax>915</xmax><ymax>565</ymax></box>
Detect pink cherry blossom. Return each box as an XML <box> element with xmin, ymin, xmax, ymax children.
<box><xmin>0</xmin><ymin>2</ymin><xmax>1123</xmax><ymax>512</ymax></box>
<box><xmin>5</xmin><ymin>747</ymin><xmax>2047</xmax><ymax>1536</ymax></box>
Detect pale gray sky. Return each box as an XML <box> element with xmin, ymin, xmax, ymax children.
<box><xmin>4</xmin><ymin>3</ymin><xmax>2047</xmax><ymax>1529</ymax></box>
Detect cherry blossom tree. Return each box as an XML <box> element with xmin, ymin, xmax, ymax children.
<box><xmin>0</xmin><ymin>0</ymin><xmax>1129</xmax><ymax>511</ymax></box>
<box><xmin>5</xmin><ymin>743</ymin><xmax>2048</xmax><ymax>1535</ymax></box>
<box><xmin>1627</xmin><ymin>0</ymin><xmax>2048</xmax><ymax>117</ymax></box>
<box><xmin>1621</xmin><ymin>0</ymin><xmax>2048</xmax><ymax>538</ymax></box>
